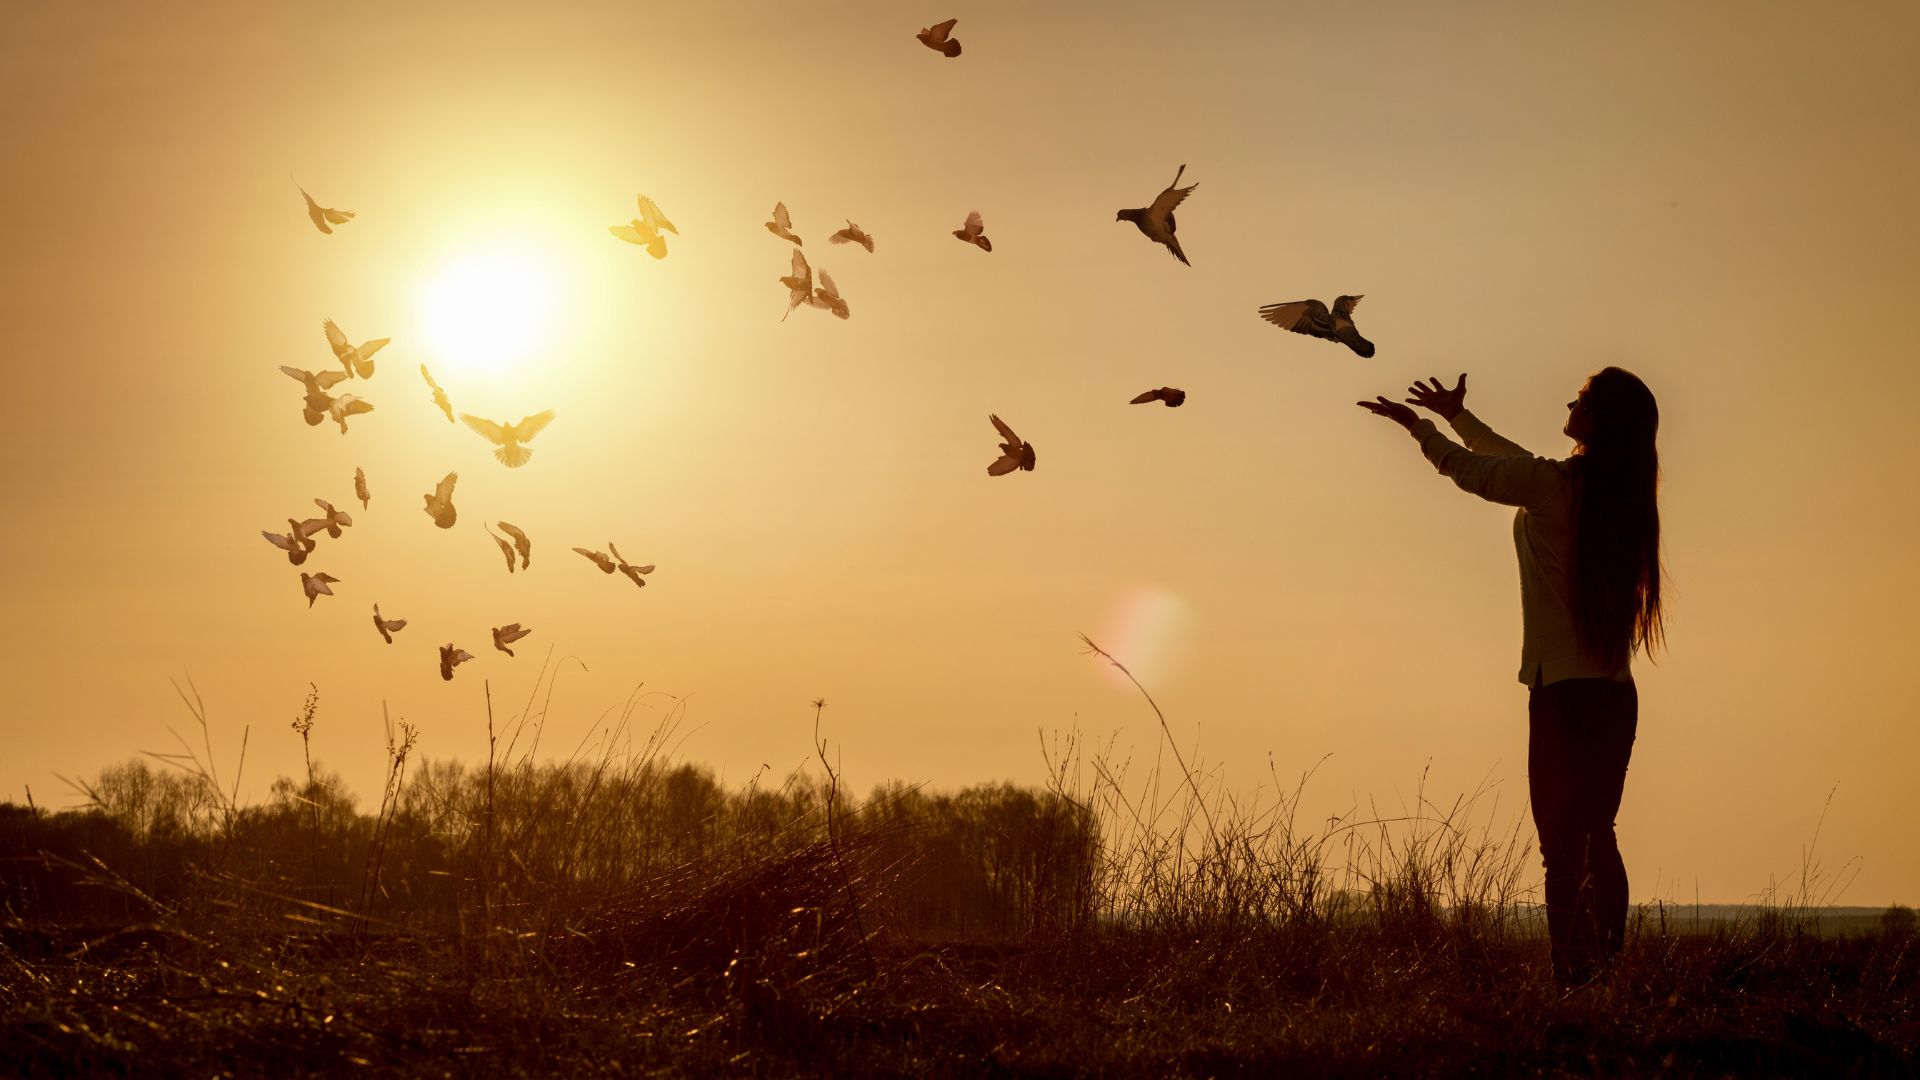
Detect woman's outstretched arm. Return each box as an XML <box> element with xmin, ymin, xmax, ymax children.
<box><xmin>1408</xmin><ymin>374</ymin><xmax>1532</xmax><ymax>457</ymax></box>
<box><xmin>1358</xmin><ymin>390</ymin><xmax>1564</xmax><ymax>509</ymax></box>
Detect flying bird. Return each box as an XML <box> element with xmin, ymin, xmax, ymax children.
<box><xmin>779</xmin><ymin>249</ymin><xmax>813</xmax><ymax>321</ymax></box>
<box><xmin>765</xmin><ymin>202</ymin><xmax>802</xmax><ymax>245</ymax></box>
<box><xmin>439</xmin><ymin>643</ymin><xmax>476</xmax><ymax>681</ymax></box>
<box><xmin>917</xmin><ymin>17</ymin><xmax>962</xmax><ymax>57</ymax></box>
<box><xmin>986</xmin><ymin>414</ymin><xmax>1036</xmax><ymax>476</ymax></box>
<box><xmin>496</xmin><ymin>521</ymin><xmax>532</xmax><ymax>570</ymax></box>
<box><xmin>322</xmin><ymin>319</ymin><xmax>389</xmax><ymax>379</ymax></box>
<box><xmin>1130</xmin><ymin>387</ymin><xmax>1187</xmax><ymax>407</ymax></box>
<box><xmin>609</xmin><ymin>194</ymin><xmax>678</xmax><ymax>259</ymax></box>
<box><xmin>372</xmin><ymin>603</ymin><xmax>407</xmax><ymax>645</ymax></box>
<box><xmin>460</xmin><ymin>411</ymin><xmax>555</xmax><ymax>468</ymax></box>
<box><xmin>300</xmin><ymin>571</ymin><xmax>339</xmax><ymax>608</ymax></box>
<box><xmin>953</xmin><ymin>211</ymin><xmax>991</xmax><ymax>252</ymax></box>
<box><xmin>828</xmin><ymin>220</ymin><xmax>875</xmax><ymax>253</ymax></box>
<box><xmin>1116</xmin><ymin>164</ymin><xmax>1197</xmax><ymax>266</ymax></box>
<box><xmin>574</xmin><ymin>546</ymin><xmax>619</xmax><ymax>574</ymax></box>
<box><xmin>484</xmin><ymin>525</ymin><xmax>518</xmax><ymax>574</ymax></box>
<box><xmin>295</xmin><ymin>181</ymin><xmax>354</xmax><ymax>234</ymax></box>
<box><xmin>281</xmin><ymin>366</ymin><xmax>347</xmax><ymax>426</ymax></box>
<box><xmin>354</xmin><ymin>467</ymin><xmax>369</xmax><ymax>509</ymax></box>
<box><xmin>609</xmin><ymin>542</ymin><xmax>655</xmax><ymax>588</ymax></box>
<box><xmin>1257</xmin><ymin>295</ymin><xmax>1374</xmax><ymax>358</ymax></box>
<box><xmin>811</xmin><ymin>270</ymin><xmax>849</xmax><ymax>320</ymax></box>
<box><xmin>419</xmin><ymin>365</ymin><xmax>455</xmax><ymax>422</ymax></box>
<box><xmin>326</xmin><ymin>394</ymin><xmax>373</xmax><ymax>434</ymax></box>
<box><xmin>262</xmin><ymin>527</ymin><xmax>315</xmax><ymax>565</ymax></box>
<box><xmin>491</xmin><ymin>623</ymin><xmax>532</xmax><ymax>657</ymax></box>
<box><xmin>422</xmin><ymin>472</ymin><xmax>458</xmax><ymax>528</ymax></box>
<box><xmin>302</xmin><ymin>498</ymin><xmax>353</xmax><ymax>539</ymax></box>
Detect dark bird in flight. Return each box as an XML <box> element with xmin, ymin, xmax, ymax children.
<box><xmin>485</xmin><ymin>525</ymin><xmax>518</xmax><ymax>574</ymax></box>
<box><xmin>496</xmin><ymin>521</ymin><xmax>532</xmax><ymax>569</ymax></box>
<box><xmin>610</xmin><ymin>542</ymin><xmax>655</xmax><ymax>588</ymax></box>
<box><xmin>300</xmin><ymin>571</ymin><xmax>339</xmax><ymax>608</ymax></box>
<box><xmin>439</xmin><ymin>643</ymin><xmax>476</xmax><ymax>681</ymax></box>
<box><xmin>423</xmin><ymin>472</ymin><xmax>458</xmax><ymax>528</ymax></box>
<box><xmin>354</xmin><ymin>467</ymin><xmax>369</xmax><ymax>509</ymax></box>
<box><xmin>780</xmin><ymin>249</ymin><xmax>813</xmax><ymax>321</ymax></box>
<box><xmin>420</xmin><ymin>364</ymin><xmax>455</xmax><ymax>422</ymax></box>
<box><xmin>1130</xmin><ymin>387</ymin><xmax>1187</xmax><ymax>407</ymax></box>
<box><xmin>987</xmin><ymin>414</ymin><xmax>1036</xmax><ymax>476</ymax></box>
<box><xmin>953</xmin><ymin>210</ymin><xmax>991</xmax><ymax>252</ymax></box>
<box><xmin>917</xmin><ymin>17</ymin><xmax>962</xmax><ymax>57</ymax></box>
<box><xmin>281</xmin><ymin>365</ymin><xmax>347</xmax><ymax>425</ymax></box>
<box><xmin>326</xmin><ymin>394</ymin><xmax>374</xmax><ymax>434</ymax></box>
<box><xmin>828</xmin><ymin>220</ymin><xmax>875</xmax><ymax>253</ymax></box>
<box><xmin>323</xmin><ymin>319</ymin><xmax>388</xmax><ymax>379</ymax></box>
<box><xmin>575</xmin><ymin>544</ymin><xmax>653</xmax><ymax>587</ymax></box>
<box><xmin>492</xmin><ymin>623</ymin><xmax>532</xmax><ymax>657</ymax></box>
<box><xmin>765</xmin><ymin>202</ymin><xmax>803</xmax><ymax>246</ymax></box>
<box><xmin>1257</xmin><ymin>295</ymin><xmax>1374</xmax><ymax>357</ymax></box>
<box><xmin>574</xmin><ymin>546</ymin><xmax>618</xmax><ymax>574</ymax></box>
<box><xmin>301</xmin><ymin>498</ymin><xmax>353</xmax><ymax>539</ymax></box>
<box><xmin>262</xmin><ymin>525</ymin><xmax>316</xmax><ymax>565</ymax></box>
<box><xmin>461</xmin><ymin>411</ymin><xmax>556</xmax><ymax>468</ymax></box>
<box><xmin>1116</xmin><ymin>164</ymin><xmax>1196</xmax><ymax>266</ymax></box>
<box><xmin>372</xmin><ymin>602</ymin><xmax>407</xmax><ymax>645</ymax></box>
<box><xmin>296</xmin><ymin>181</ymin><xmax>354</xmax><ymax>234</ymax></box>
<box><xmin>811</xmin><ymin>270</ymin><xmax>849</xmax><ymax>320</ymax></box>
<box><xmin>609</xmin><ymin>194</ymin><xmax>678</xmax><ymax>259</ymax></box>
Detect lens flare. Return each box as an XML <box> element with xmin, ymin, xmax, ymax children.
<box><xmin>1093</xmin><ymin>585</ymin><xmax>1196</xmax><ymax>690</ymax></box>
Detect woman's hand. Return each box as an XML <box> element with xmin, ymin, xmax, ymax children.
<box><xmin>1356</xmin><ymin>396</ymin><xmax>1419</xmax><ymax>430</ymax></box>
<box><xmin>1407</xmin><ymin>373</ymin><xmax>1467</xmax><ymax>421</ymax></box>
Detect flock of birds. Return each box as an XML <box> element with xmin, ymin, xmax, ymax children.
<box><xmin>273</xmin><ymin>17</ymin><xmax>1380</xmax><ymax>684</ymax></box>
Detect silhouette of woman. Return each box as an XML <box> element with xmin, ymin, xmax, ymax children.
<box><xmin>1359</xmin><ymin>369</ymin><xmax>1665</xmax><ymax>987</ymax></box>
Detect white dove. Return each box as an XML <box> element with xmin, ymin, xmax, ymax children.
<box><xmin>323</xmin><ymin>319</ymin><xmax>388</xmax><ymax>380</ymax></box>
<box><xmin>609</xmin><ymin>194</ymin><xmax>678</xmax><ymax>259</ymax></box>
<box><xmin>296</xmin><ymin>181</ymin><xmax>354</xmax><ymax>234</ymax></box>
<box><xmin>460</xmin><ymin>411</ymin><xmax>556</xmax><ymax>468</ymax></box>
<box><xmin>326</xmin><ymin>394</ymin><xmax>373</xmax><ymax>434</ymax></box>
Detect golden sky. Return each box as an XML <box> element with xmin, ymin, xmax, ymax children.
<box><xmin>3</xmin><ymin>1</ymin><xmax>1917</xmax><ymax>904</ymax></box>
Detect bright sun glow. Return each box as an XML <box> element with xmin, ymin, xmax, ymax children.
<box><xmin>417</xmin><ymin>251</ymin><xmax>557</xmax><ymax>376</ymax></box>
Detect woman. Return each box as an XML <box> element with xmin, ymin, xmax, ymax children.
<box><xmin>1358</xmin><ymin>369</ymin><xmax>1665</xmax><ymax>987</ymax></box>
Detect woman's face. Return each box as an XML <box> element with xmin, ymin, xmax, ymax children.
<box><xmin>1565</xmin><ymin>380</ymin><xmax>1595</xmax><ymax>443</ymax></box>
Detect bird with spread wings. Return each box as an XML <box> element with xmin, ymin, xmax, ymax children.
<box><xmin>1116</xmin><ymin>164</ymin><xmax>1197</xmax><ymax>265</ymax></box>
<box><xmin>609</xmin><ymin>194</ymin><xmax>678</xmax><ymax>259</ymax></box>
<box><xmin>986</xmin><ymin>414</ymin><xmax>1036</xmax><ymax>476</ymax></box>
<box><xmin>460</xmin><ymin>411</ymin><xmax>556</xmax><ymax>468</ymax></box>
<box><xmin>1257</xmin><ymin>295</ymin><xmax>1374</xmax><ymax>358</ymax></box>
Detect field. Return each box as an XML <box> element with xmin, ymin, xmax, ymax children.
<box><xmin>2</xmin><ymin>677</ymin><xmax>1914</xmax><ymax>1077</ymax></box>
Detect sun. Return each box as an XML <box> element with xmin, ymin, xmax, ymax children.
<box><xmin>417</xmin><ymin>249</ymin><xmax>557</xmax><ymax>376</ymax></box>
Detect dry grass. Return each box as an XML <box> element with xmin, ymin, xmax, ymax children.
<box><xmin>1</xmin><ymin>655</ymin><xmax>1915</xmax><ymax>1076</ymax></box>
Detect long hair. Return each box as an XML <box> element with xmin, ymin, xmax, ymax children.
<box><xmin>1570</xmin><ymin>367</ymin><xmax>1665</xmax><ymax>671</ymax></box>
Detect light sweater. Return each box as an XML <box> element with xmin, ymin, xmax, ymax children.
<box><xmin>1408</xmin><ymin>409</ymin><xmax>1631</xmax><ymax>686</ymax></box>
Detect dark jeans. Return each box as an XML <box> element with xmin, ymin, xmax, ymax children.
<box><xmin>1528</xmin><ymin>677</ymin><xmax>1637</xmax><ymax>987</ymax></box>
